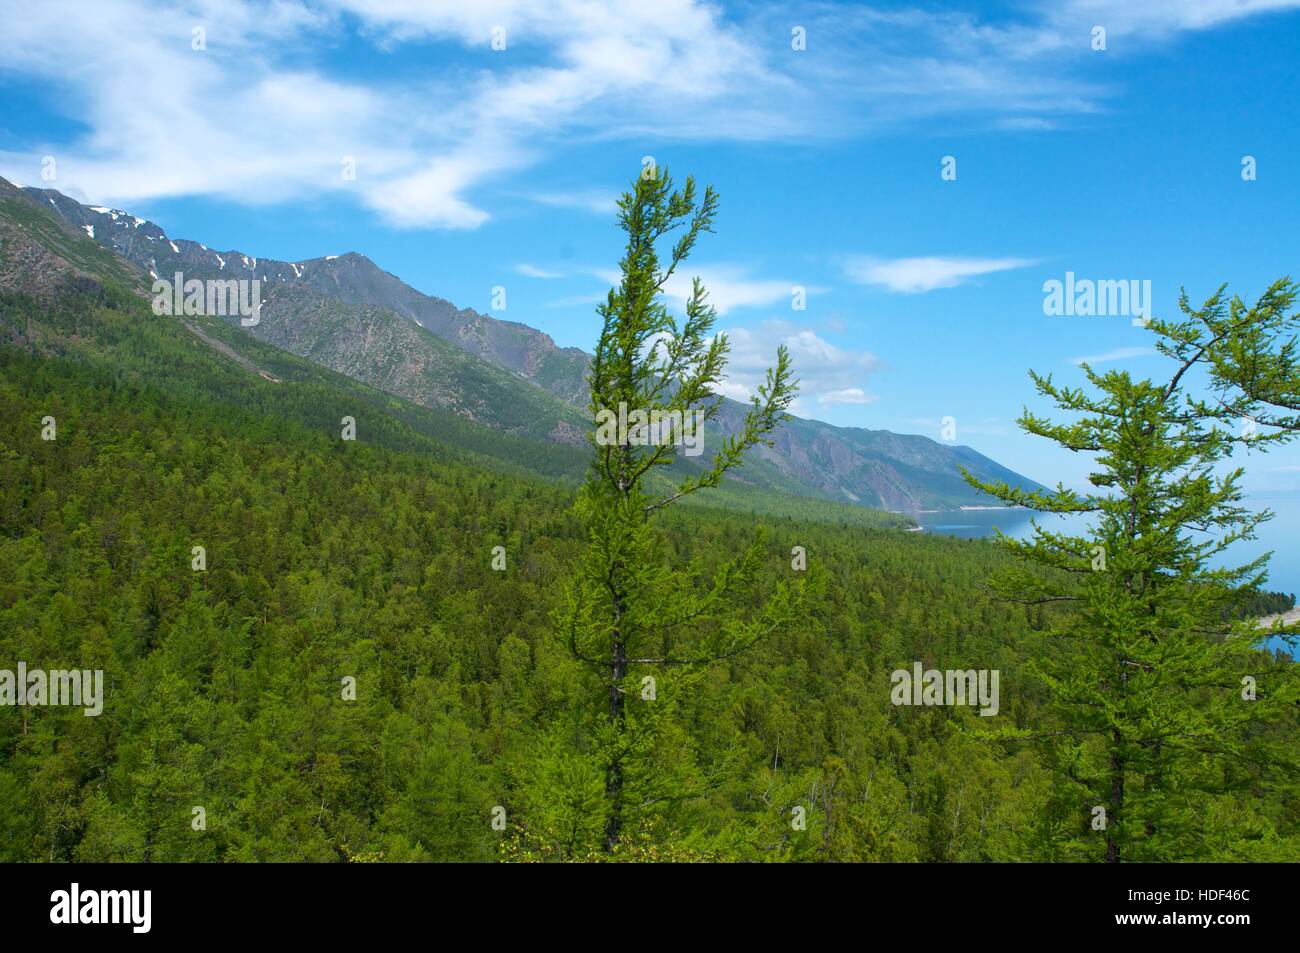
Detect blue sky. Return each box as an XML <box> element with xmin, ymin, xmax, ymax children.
<box><xmin>2</xmin><ymin>0</ymin><xmax>1299</xmax><ymax>497</ymax></box>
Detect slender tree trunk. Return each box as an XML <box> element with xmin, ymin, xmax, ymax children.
<box><xmin>605</xmin><ymin>596</ymin><xmax>625</xmax><ymax>851</ymax></box>
<box><xmin>605</xmin><ymin>438</ymin><xmax>632</xmax><ymax>852</ymax></box>
<box><xmin>1106</xmin><ymin>729</ymin><xmax>1123</xmax><ymax>863</ymax></box>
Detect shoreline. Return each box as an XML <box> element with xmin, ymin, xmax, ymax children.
<box><xmin>1256</xmin><ymin>607</ymin><xmax>1300</xmax><ymax>629</ymax></box>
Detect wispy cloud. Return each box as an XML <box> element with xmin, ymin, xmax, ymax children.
<box><xmin>1053</xmin><ymin>0</ymin><xmax>1300</xmax><ymax>36</ymax></box>
<box><xmin>544</xmin><ymin>293</ymin><xmax>606</xmax><ymax>309</ymax></box>
<box><xmin>719</xmin><ymin>320</ymin><xmax>881</xmax><ymax>410</ymax></box>
<box><xmin>548</xmin><ymin>263</ymin><xmax>813</xmax><ymax>317</ymax></box>
<box><xmin>844</xmin><ymin>256</ymin><xmax>1038</xmax><ymax>294</ymax></box>
<box><xmin>1070</xmin><ymin>346</ymin><xmax>1157</xmax><ymax>366</ymax></box>
<box><xmin>818</xmin><ymin>388</ymin><xmax>877</xmax><ymax>406</ymax></box>
<box><xmin>583</xmin><ymin>267</ymin><xmax>623</xmax><ymax>287</ymax></box>
<box><xmin>664</xmin><ymin>266</ymin><xmax>813</xmax><ymax>315</ymax></box>
<box><xmin>2</xmin><ymin>0</ymin><xmax>1295</xmax><ymax>228</ymax></box>
<box><xmin>522</xmin><ymin>190</ymin><xmax>619</xmax><ymax>215</ymax></box>
<box><xmin>0</xmin><ymin>0</ymin><xmax>766</xmax><ymax>228</ymax></box>
<box><xmin>997</xmin><ymin>116</ymin><xmax>1056</xmax><ymax>131</ymax></box>
<box><xmin>516</xmin><ymin>263</ymin><xmax>563</xmax><ymax>279</ymax></box>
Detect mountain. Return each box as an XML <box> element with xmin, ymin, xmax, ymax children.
<box><xmin>0</xmin><ymin>178</ymin><xmax>141</xmax><ymax>298</ymax></box>
<box><xmin>13</xmin><ymin>178</ymin><xmax>1045</xmax><ymax>510</ymax></box>
<box><xmin>23</xmin><ymin>185</ymin><xmax>593</xmax><ymax>405</ymax></box>
<box><xmin>0</xmin><ymin>182</ymin><xmax>913</xmax><ymax>531</ymax></box>
<box><xmin>14</xmin><ymin>184</ymin><xmax>587</xmax><ymax>443</ymax></box>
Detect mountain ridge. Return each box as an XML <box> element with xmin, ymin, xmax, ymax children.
<box><xmin>11</xmin><ymin>177</ymin><xmax>1046</xmax><ymax>510</ymax></box>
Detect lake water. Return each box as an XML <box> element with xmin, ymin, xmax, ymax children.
<box><xmin>912</xmin><ymin>497</ymin><xmax>1299</xmax><ymax>655</ymax></box>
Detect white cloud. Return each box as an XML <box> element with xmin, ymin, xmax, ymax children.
<box><xmin>844</xmin><ymin>256</ymin><xmax>1038</xmax><ymax>294</ymax></box>
<box><xmin>365</xmin><ymin>151</ymin><xmax>508</xmax><ymax>229</ymax></box>
<box><xmin>719</xmin><ymin>320</ymin><xmax>880</xmax><ymax>407</ymax></box>
<box><xmin>818</xmin><ymin>388</ymin><xmax>877</xmax><ymax>406</ymax></box>
<box><xmin>997</xmin><ymin>116</ymin><xmax>1056</xmax><ymax>131</ymax></box>
<box><xmin>1053</xmin><ymin>0</ymin><xmax>1300</xmax><ymax>36</ymax></box>
<box><xmin>2</xmin><ymin>0</ymin><xmax>1295</xmax><ymax>229</ymax></box>
<box><xmin>1069</xmin><ymin>346</ymin><xmax>1157</xmax><ymax>366</ymax></box>
<box><xmin>0</xmin><ymin>0</ymin><xmax>767</xmax><ymax>228</ymax></box>
<box><xmin>523</xmin><ymin>190</ymin><xmax>619</xmax><ymax>215</ymax></box>
<box><xmin>551</xmin><ymin>263</ymin><xmax>808</xmax><ymax>315</ymax></box>
<box><xmin>544</xmin><ymin>293</ymin><xmax>606</xmax><ymax>309</ymax></box>
<box><xmin>583</xmin><ymin>267</ymin><xmax>624</xmax><ymax>287</ymax></box>
<box><xmin>664</xmin><ymin>266</ymin><xmax>808</xmax><ymax>315</ymax></box>
<box><xmin>516</xmin><ymin>263</ymin><xmax>564</xmax><ymax>279</ymax></box>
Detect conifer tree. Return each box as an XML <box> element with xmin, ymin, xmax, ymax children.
<box><xmin>1173</xmin><ymin>277</ymin><xmax>1300</xmax><ymax>433</ymax></box>
<box><xmin>965</xmin><ymin>281</ymin><xmax>1300</xmax><ymax>861</ymax></box>
<box><xmin>556</xmin><ymin>168</ymin><xmax>801</xmax><ymax>851</ymax></box>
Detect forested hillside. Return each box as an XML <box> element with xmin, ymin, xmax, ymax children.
<box><xmin>1</xmin><ymin>272</ymin><xmax>1296</xmax><ymax>861</ymax></box>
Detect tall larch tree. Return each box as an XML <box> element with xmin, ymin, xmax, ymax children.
<box><xmin>964</xmin><ymin>280</ymin><xmax>1300</xmax><ymax>862</ymax></box>
<box><xmin>556</xmin><ymin>167</ymin><xmax>801</xmax><ymax>851</ymax></box>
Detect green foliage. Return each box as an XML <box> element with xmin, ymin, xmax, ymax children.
<box><xmin>964</xmin><ymin>280</ymin><xmax>1300</xmax><ymax>861</ymax></box>
<box><xmin>554</xmin><ymin>170</ymin><xmax>808</xmax><ymax>850</ymax></box>
<box><xmin>0</xmin><ymin>256</ymin><xmax>1296</xmax><ymax>862</ymax></box>
<box><xmin>1176</xmin><ymin>277</ymin><xmax>1300</xmax><ymax>433</ymax></box>
<box><xmin>1231</xmin><ymin>590</ymin><xmax>1295</xmax><ymax>619</ymax></box>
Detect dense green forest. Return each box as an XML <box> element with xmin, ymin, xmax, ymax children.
<box><xmin>1</xmin><ymin>276</ymin><xmax>1297</xmax><ymax>862</ymax></box>
<box><xmin>1235</xmin><ymin>591</ymin><xmax>1296</xmax><ymax>619</ymax></box>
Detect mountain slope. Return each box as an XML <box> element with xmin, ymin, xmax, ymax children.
<box><xmin>17</xmin><ymin>184</ymin><xmax>586</xmax><ymax>443</ymax></box>
<box><xmin>249</xmin><ymin>285</ymin><xmax>587</xmax><ymax>443</ymax></box>
<box><xmin>24</xmin><ymin>185</ymin><xmax>590</xmax><ymax>397</ymax></box>
<box><xmin>0</xmin><ymin>187</ymin><xmax>909</xmax><ymax>530</ymax></box>
<box><xmin>0</xmin><ymin>178</ymin><xmax>142</xmax><ymax>298</ymax></box>
<box><xmin>19</xmin><ymin>179</ymin><xmax>1045</xmax><ymax>510</ymax></box>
